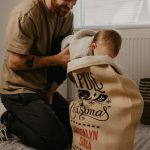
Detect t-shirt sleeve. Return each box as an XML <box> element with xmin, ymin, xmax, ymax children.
<box><xmin>4</xmin><ymin>13</ymin><xmax>36</xmax><ymax>55</ymax></box>
<box><xmin>67</xmin><ymin>12</ymin><xmax>74</xmax><ymax>35</ymax></box>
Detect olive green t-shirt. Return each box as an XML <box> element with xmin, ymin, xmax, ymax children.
<box><xmin>0</xmin><ymin>0</ymin><xmax>73</xmax><ymax>94</ymax></box>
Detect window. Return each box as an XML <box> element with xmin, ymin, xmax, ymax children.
<box><xmin>73</xmin><ymin>0</ymin><xmax>150</xmax><ymax>29</ymax></box>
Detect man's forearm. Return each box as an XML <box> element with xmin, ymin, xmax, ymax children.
<box><xmin>7</xmin><ymin>51</ymin><xmax>60</xmax><ymax>71</ymax></box>
<box><xmin>7</xmin><ymin>47</ymin><xmax>69</xmax><ymax>71</ymax></box>
<box><xmin>31</xmin><ymin>55</ymin><xmax>59</xmax><ymax>69</ymax></box>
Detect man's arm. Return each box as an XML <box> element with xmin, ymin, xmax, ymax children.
<box><xmin>7</xmin><ymin>47</ymin><xmax>70</xmax><ymax>71</ymax></box>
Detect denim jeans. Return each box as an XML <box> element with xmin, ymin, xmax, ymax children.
<box><xmin>1</xmin><ymin>92</ymin><xmax>72</xmax><ymax>150</ymax></box>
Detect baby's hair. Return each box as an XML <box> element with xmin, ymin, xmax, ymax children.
<box><xmin>92</xmin><ymin>29</ymin><xmax>122</xmax><ymax>56</ymax></box>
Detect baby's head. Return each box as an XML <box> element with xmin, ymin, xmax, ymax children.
<box><xmin>90</xmin><ymin>29</ymin><xmax>122</xmax><ymax>58</ymax></box>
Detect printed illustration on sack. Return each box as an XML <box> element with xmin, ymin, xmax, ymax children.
<box><xmin>70</xmin><ymin>71</ymin><xmax>112</xmax><ymax>150</ymax></box>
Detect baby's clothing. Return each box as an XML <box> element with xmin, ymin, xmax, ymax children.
<box><xmin>61</xmin><ymin>29</ymin><xmax>95</xmax><ymax>60</ymax></box>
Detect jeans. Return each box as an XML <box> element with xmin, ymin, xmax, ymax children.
<box><xmin>1</xmin><ymin>92</ymin><xmax>72</xmax><ymax>150</ymax></box>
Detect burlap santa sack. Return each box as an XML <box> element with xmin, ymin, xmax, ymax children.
<box><xmin>67</xmin><ymin>55</ymin><xmax>144</xmax><ymax>150</ymax></box>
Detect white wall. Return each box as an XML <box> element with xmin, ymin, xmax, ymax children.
<box><xmin>0</xmin><ymin>0</ymin><xmax>22</xmax><ymax>66</ymax></box>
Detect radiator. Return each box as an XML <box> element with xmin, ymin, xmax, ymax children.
<box><xmin>115</xmin><ymin>36</ymin><xmax>150</xmax><ymax>84</ymax></box>
<box><xmin>67</xmin><ymin>31</ymin><xmax>150</xmax><ymax>100</ymax></box>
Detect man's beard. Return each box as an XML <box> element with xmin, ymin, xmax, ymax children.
<box><xmin>51</xmin><ymin>1</ymin><xmax>71</xmax><ymax>17</ymax></box>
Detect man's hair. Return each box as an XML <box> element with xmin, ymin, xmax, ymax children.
<box><xmin>92</xmin><ymin>29</ymin><xmax>122</xmax><ymax>56</ymax></box>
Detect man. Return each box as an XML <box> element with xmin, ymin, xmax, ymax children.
<box><xmin>0</xmin><ymin>0</ymin><xmax>77</xmax><ymax>149</ymax></box>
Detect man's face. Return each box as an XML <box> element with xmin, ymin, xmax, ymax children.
<box><xmin>51</xmin><ymin>0</ymin><xmax>77</xmax><ymax>17</ymax></box>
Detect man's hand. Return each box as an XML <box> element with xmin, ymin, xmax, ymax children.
<box><xmin>56</xmin><ymin>46</ymin><xmax>70</xmax><ymax>66</ymax></box>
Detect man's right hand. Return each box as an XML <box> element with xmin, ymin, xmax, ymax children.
<box><xmin>56</xmin><ymin>46</ymin><xmax>70</xmax><ymax>66</ymax></box>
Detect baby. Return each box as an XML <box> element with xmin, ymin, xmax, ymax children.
<box><xmin>90</xmin><ymin>29</ymin><xmax>121</xmax><ymax>58</ymax></box>
<box><xmin>67</xmin><ymin>29</ymin><xmax>143</xmax><ymax>150</ymax></box>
